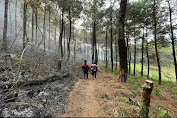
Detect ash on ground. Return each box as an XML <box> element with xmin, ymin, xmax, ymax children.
<box><xmin>0</xmin><ymin>52</ymin><xmax>81</xmax><ymax>117</ymax></box>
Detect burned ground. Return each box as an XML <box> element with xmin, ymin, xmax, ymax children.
<box><xmin>0</xmin><ymin>52</ymin><xmax>82</xmax><ymax>117</ymax></box>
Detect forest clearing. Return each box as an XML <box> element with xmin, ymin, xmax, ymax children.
<box><xmin>0</xmin><ymin>0</ymin><xmax>177</xmax><ymax>117</ymax></box>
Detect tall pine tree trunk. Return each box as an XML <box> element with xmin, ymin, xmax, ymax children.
<box><xmin>110</xmin><ymin>10</ymin><xmax>113</xmax><ymax>72</ymax></box>
<box><xmin>64</xmin><ymin>21</ymin><xmax>66</xmax><ymax>54</ymax></box>
<box><xmin>59</xmin><ymin>9</ymin><xmax>64</xmax><ymax>58</ymax></box>
<box><xmin>146</xmin><ymin>40</ymin><xmax>150</xmax><ymax>79</ymax></box>
<box><xmin>23</xmin><ymin>0</ymin><xmax>27</xmax><ymax>49</ymax></box>
<box><xmin>93</xmin><ymin>21</ymin><xmax>97</xmax><ymax>63</ymax></box>
<box><xmin>35</xmin><ymin>7</ymin><xmax>38</xmax><ymax>46</ymax></box>
<box><xmin>153</xmin><ymin>0</ymin><xmax>161</xmax><ymax>85</ymax></box>
<box><xmin>68</xmin><ymin>9</ymin><xmax>71</xmax><ymax>60</ymax></box>
<box><xmin>43</xmin><ymin>0</ymin><xmax>47</xmax><ymax>52</ymax></box>
<box><xmin>73</xmin><ymin>27</ymin><xmax>76</xmax><ymax>61</ymax></box>
<box><xmin>2</xmin><ymin>0</ymin><xmax>9</xmax><ymax>52</ymax></box>
<box><xmin>54</xmin><ymin>17</ymin><xmax>57</xmax><ymax>51</ymax></box>
<box><xmin>118</xmin><ymin>0</ymin><xmax>128</xmax><ymax>82</ymax></box>
<box><xmin>15</xmin><ymin>0</ymin><xmax>18</xmax><ymax>38</ymax></box>
<box><xmin>48</xmin><ymin>7</ymin><xmax>51</xmax><ymax>51</ymax></box>
<box><xmin>115</xmin><ymin>35</ymin><xmax>118</xmax><ymax>71</ymax></box>
<box><xmin>129</xmin><ymin>51</ymin><xmax>131</xmax><ymax>74</ymax></box>
<box><xmin>168</xmin><ymin>1</ymin><xmax>177</xmax><ymax>83</ymax></box>
<box><xmin>133</xmin><ymin>27</ymin><xmax>136</xmax><ymax>76</ymax></box>
<box><xmin>31</xmin><ymin>10</ymin><xmax>34</xmax><ymax>43</ymax></box>
<box><xmin>126</xmin><ymin>28</ymin><xmax>130</xmax><ymax>74</ymax></box>
<box><xmin>8</xmin><ymin>1</ymin><xmax>12</xmax><ymax>34</ymax></box>
<box><xmin>106</xmin><ymin>30</ymin><xmax>108</xmax><ymax>72</ymax></box>
<box><xmin>141</xmin><ymin>27</ymin><xmax>145</xmax><ymax>76</ymax></box>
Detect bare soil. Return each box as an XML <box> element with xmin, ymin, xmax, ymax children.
<box><xmin>59</xmin><ymin>67</ymin><xmax>177</xmax><ymax>117</ymax></box>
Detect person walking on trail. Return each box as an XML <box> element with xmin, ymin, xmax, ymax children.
<box><xmin>91</xmin><ymin>61</ymin><xmax>98</xmax><ymax>79</ymax></box>
<box><xmin>82</xmin><ymin>60</ymin><xmax>89</xmax><ymax>79</ymax></box>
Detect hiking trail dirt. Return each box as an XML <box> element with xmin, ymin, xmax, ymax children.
<box><xmin>59</xmin><ymin>77</ymin><xmax>103</xmax><ymax>117</ymax></box>
<box><xmin>58</xmin><ymin>68</ymin><xmax>177</xmax><ymax>117</ymax></box>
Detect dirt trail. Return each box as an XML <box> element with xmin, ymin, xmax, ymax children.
<box><xmin>59</xmin><ymin>77</ymin><xmax>103</xmax><ymax>117</ymax></box>
<box><xmin>58</xmin><ymin>67</ymin><xmax>177</xmax><ymax>117</ymax></box>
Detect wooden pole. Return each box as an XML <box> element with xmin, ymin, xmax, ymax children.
<box><xmin>139</xmin><ymin>80</ymin><xmax>153</xmax><ymax>118</ymax></box>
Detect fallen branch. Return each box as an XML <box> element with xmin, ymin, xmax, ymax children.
<box><xmin>0</xmin><ymin>73</ymin><xmax>69</xmax><ymax>90</ymax></box>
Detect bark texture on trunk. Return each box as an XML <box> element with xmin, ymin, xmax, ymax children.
<box><xmin>129</xmin><ymin>51</ymin><xmax>131</xmax><ymax>74</ymax></box>
<box><xmin>64</xmin><ymin>21</ymin><xmax>66</xmax><ymax>54</ymax></box>
<box><xmin>153</xmin><ymin>0</ymin><xmax>161</xmax><ymax>85</ymax></box>
<box><xmin>48</xmin><ymin>7</ymin><xmax>51</xmax><ymax>51</ymax></box>
<box><xmin>146</xmin><ymin>26</ymin><xmax>150</xmax><ymax>79</ymax></box>
<box><xmin>23</xmin><ymin>0</ymin><xmax>27</xmax><ymax>49</ymax></box>
<box><xmin>43</xmin><ymin>0</ymin><xmax>47</xmax><ymax>52</ymax></box>
<box><xmin>110</xmin><ymin>11</ymin><xmax>113</xmax><ymax>72</ymax></box>
<box><xmin>106</xmin><ymin>30</ymin><xmax>108</xmax><ymax>72</ymax></box>
<box><xmin>141</xmin><ymin>27</ymin><xmax>145</xmax><ymax>76</ymax></box>
<box><xmin>118</xmin><ymin>0</ymin><xmax>128</xmax><ymax>82</ymax></box>
<box><xmin>68</xmin><ymin>9</ymin><xmax>71</xmax><ymax>60</ymax></box>
<box><xmin>139</xmin><ymin>80</ymin><xmax>153</xmax><ymax>118</ymax></box>
<box><xmin>2</xmin><ymin>0</ymin><xmax>9</xmax><ymax>52</ymax></box>
<box><xmin>146</xmin><ymin>41</ymin><xmax>150</xmax><ymax>79</ymax></box>
<box><xmin>133</xmin><ymin>27</ymin><xmax>136</xmax><ymax>76</ymax></box>
<box><xmin>115</xmin><ymin>35</ymin><xmax>118</xmax><ymax>71</ymax></box>
<box><xmin>54</xmin><ymin>17</ymin><xmax>57</xmax><ymax>50</ymax></box>
<box><xmin>59</xmin><ymin>9</ymin><xmax>64</xmax><ymax>58</ymax></box>
<box><xmin>168</xmin><ymin>1</ymin><xmax>177</xmax><ymax>83</ymax></box>
<box><xmin>31</xmin><ymin>10</ymin><xmax>34</xmax><ymax>43</ymax></box>
<box><xmin>15</xmin><ymin>0</ymin><xmax>18</xmax><ymax>38</ymax></box>
<box><xmin>35</xmin><ymin>7</ymin><xmax>38</xmax><ymax>46</ymax></box>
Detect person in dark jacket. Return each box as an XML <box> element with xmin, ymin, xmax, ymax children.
<box><xmin>82</xmin><ymin>60</ymin><xmax>89</xmax><ymax>79</ymax></box>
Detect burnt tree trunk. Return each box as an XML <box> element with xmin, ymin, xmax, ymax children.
<box><xmin>118</xmin><ymin>0</ymin><xmax>128</xmax><ymax>82</ymax></box>
<box><xmin>139</xmin><ymin>80</ymin><xmax>153</xmax><ymax>118</ymax></box>
<box><xmin>2</xmin><ymin>0</ymin><xmax>9</xmax><ymax>52</ymax></box>
<box><xmin>54</xmin><ymin>17</ymin><xmax>57</xmax><ymax>50</ymax></box>
<box><xmin>73</xmin><ymin>27</ymin><xmax>76</xmax><ymax>61</ymax></box>
<box><xmin>43</xmin><ymin>0</ymin><xmax>47</xmax><ymax>52</ymax></box>
<box><xmin>23</xmin><ymin>0</ymin><xmax>27</xmax><ymax>49</ymax></box>
<box><xmin>48</xmin><ymin>7</ymin><xmax>51</xmax><ymax>51</ymax></box>
<box><xmin>68</xmin><ymin>9</ymin><xmax>72</xmax><ymax>60</ymax></box>
<box><xmin>64</xmin><ymin>21</ymin><xmax>66</xmax><ymax>54</ymax></box>
<box><xmin>168</xmin><ymin>1</ymin><xmax>177</xmax><ymax>83</ymax></box>
<box><xmin>35</xmin><ymin>7</ymin><xmax>38</xmax><ymax>46</ymax></box>
<box><xmin>15</xmin><ymin>0</ymin><xmax>18</xmax><ymax>38</ymax></box>
<box><xmin>8</xmin><ymin>1</ymin><xmax>12</xmax><ymax>34</ymax></box>
<box><xmin>153</xmin><ymin>0</ymin><xmax>161</xmax><ymax>85</ymax></box>
<box><xmin>59</xmin><ymin>9</ymin><xmax>64</xmax><ymax>58</ymax></box>
<box><xmin>31</xmin><ymin>9</ymin><xmax>34</xmax><ymax>43</ymax></box>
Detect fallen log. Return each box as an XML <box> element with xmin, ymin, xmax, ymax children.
<box><xmin>0</xmin><ymin>73</ymin><xmax>70</xmax><ymax>90</ymax></box>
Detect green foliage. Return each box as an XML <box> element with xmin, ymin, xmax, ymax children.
<box><xmin>131</xmin><ymin>90</ymin><xmax>137</xmax><ymax>97</ymax></box>
<box><xmin>159</xmin><ymin>109</ymin><xmax>172</xmax><ymax>117</ymax></box>
<box><xmin>124</xmin><ymin>98</ymin><xmax>140</xmax><ymax>107</ymax></box>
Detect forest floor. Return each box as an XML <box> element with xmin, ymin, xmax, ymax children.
<box><xmin>0</xmin><ymin>51</ymin><xmax>176</xmax><ymax>117</ymax></box>
<box><xmin>59</xmin><ymin>65</ymin><xmax>177</xmax><ymax>117</ymax></box>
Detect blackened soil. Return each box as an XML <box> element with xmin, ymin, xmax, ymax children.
<box><xmin>0</xmin><ymin>74</ymin><xmax>76</xmax><ymax>117</ymax></box>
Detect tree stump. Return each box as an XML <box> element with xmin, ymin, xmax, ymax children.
<box><xmin>139</xmin><ymin>80</ymin><xmax>153</xmax><ymax>118</ymax></box>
